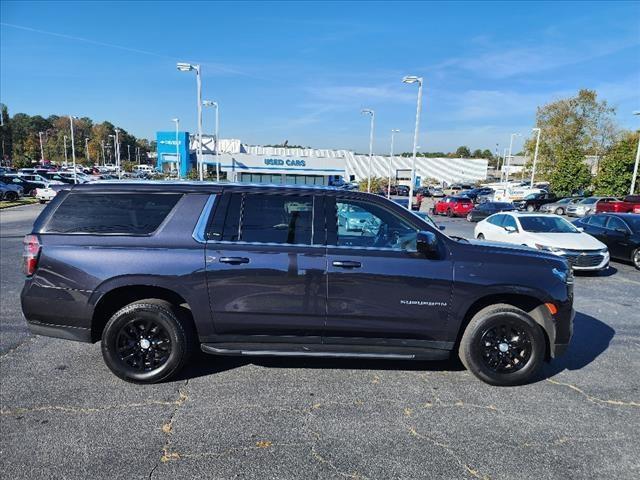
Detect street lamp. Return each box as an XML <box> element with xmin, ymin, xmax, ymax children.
<box><xmin>101</xmin><ymin>141</ymin><xmax>105</xmax><ymax>166</ymax></box>
<box><xmin>505</xmin><ymin>132</ymin><xmax>521</xmax><ymax>184</ymax></box>
<box><xmin>63</xmin><ymin>135</ymin><xmax>68</xmax><ymax>166</ymax></box>
<box><xmin>632</xmin><ymin>111</ymin><xmax>640</xmax><ymax>194</ymax></box>
<box><xmin>39</xmin><ymin>131</ymin><xmax>45</xmax><ymax>164</ymax></box>
<box><xmin>388</xmin><ymin>129</ymin><xmax>399</xmax><ymax>198</ymax></box>
<box><xmin>177</xmin><ymin>62</ymin><xmax>203</xmax><ymax>180</ymax></box>
<box><xmin>530</xmin><ymin>128</ymin><xmax>541</xmax><ymax>187</ymax></box>
<box><xmin>69</xmin><ymin>116</ymin><xmax>78</xmax><ymax>184</ymax></box>
<box><xmin>203</xmin><ymin>100</ymin><xmax>220</xmax><ymax>182</ymax></box>
<box><xmin>85</xmin><ymin>137</ymin><xmax>90</xmax><ymax>164</ymax></box>
<box><xmin>172</xmin><ymin>118</ymin><xmax>180</xmax><ymax>178</ymax></box>
<box><xmin>361</xmin><ymin>109</ymin><xmax>375</xmax><ymax>192</ymax></box>
<box><xmin>403</xmin><ymin>75</ymin><xmax>423</xmax><ymax>210</ymax></box>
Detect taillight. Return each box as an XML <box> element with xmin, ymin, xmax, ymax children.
<box><xmin>23</xmin><ymin>234</ymin><xmax>41</xmax><ymax>276</ymax></box>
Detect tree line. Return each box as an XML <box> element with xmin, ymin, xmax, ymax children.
<box><xmin>0</xmin><ymin>105</ymin><xmax>154</xmax><ymax>169</ymax></box>
<box><xmin>521</xmin><ymin>89</ymin><xmax>638</xmax><ymax>197</ymax></box>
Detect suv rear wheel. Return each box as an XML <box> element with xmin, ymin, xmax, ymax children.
<box><xmin>101</xmin><ymin>299</ymin><xmax>194</xmax><ymax>383</ymax></box>
<box><xmin>459</xmin><ymin>304</ymin><xmax>545</xmax><ymax>386</ymax></box>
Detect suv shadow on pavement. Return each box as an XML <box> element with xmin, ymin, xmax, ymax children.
<box><xmin>541</xmin><ymin>311</ymin><xmax>614</xmax><ymax>379</ymax></box>
<box><xmin>175</xmin><ymin>312</ymin><xmax>612</xmax><ymax>384</ymax></box>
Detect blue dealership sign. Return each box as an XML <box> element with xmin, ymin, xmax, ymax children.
<box><xmin>156</xmin><ymin>131</ymin><xmax>191</xmax><ymax>177</ymax></box>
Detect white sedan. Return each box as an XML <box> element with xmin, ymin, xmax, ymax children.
<box><xmin>34</xmin><ymin>187</ymin><xmax>58</xmax><ymax>204</ymax></box>
<box><xmin>474</xmin><ymin>212</ymin><xmax>609</xmax><ymax>271</ymax></box>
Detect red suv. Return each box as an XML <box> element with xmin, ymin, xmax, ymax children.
<box><xmin>433</xmin><ymin>196</ymin><xmax>474</xmax><ymax>217</ymax></box>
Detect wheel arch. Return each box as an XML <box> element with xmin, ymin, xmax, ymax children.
<box><xmin>454</xmin><ymin>293</ymin><xmax>552</xmax><ymax>359</ymax></box>
<box><xmin>90</xmin><ymin>284</ymin><xmax>194</xmax><ymax>343</ymax></box>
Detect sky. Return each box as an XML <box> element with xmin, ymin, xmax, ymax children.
<box><xmin>1</xmin><ymin>1</ymin><xmax>639</xmax><ymax>154</ymax></box>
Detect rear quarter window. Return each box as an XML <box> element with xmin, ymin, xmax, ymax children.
<box><xmin>44</xmin><ymin>193</ymin><xmax>182</xmax><ymax>234</ymax></box>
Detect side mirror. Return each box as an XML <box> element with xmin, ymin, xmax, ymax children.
<box><xmin>504</xmin><ymin>226</ymin><xmax>517</xmax><ymax>233</ymax></box>
<box><xmin>417</xmin><ymin>230</ymin><xmax>438</xmax><ymax>255</ymax></box>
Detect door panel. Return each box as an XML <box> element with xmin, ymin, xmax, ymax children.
<box><xmin>325</xmin><ymin>196</ymin><xmax>453</xmax><ymax>342</ymax></box>
<box><xmin>204</xmin><ymin>191</ymin><xmax>327</xmax><ymax>338</ymax></box>
<box><xmin>206</xmin><ymin>243</ymin><xmax>326</xmax><ymax>336</ymax></box>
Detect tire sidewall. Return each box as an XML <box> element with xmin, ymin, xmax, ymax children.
<box><xmin>101</xmin><ymin>303</ymin><xmax>187</xmax><ymax>383</ymax></box>
<box><xmin>461</xmin><ymin>308</ymin><xmax>545</xmax><ymax>386</ymax></box>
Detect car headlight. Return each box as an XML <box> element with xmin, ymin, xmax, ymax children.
<box><xmin>535</xmin><ymin>244</ymin><xmax>566</xmax><ymax>255</ymax></box>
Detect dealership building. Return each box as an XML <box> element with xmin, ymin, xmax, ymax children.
<box><xmin>157</xmin><ymin>132</ymin><xmax>488</xmax><ymax>186</ymax></box>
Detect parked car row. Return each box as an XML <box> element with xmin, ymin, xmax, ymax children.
<box><xmin>0</xmin><ymin>181</ymin><xmax>24</xmax><ymax>201</ymax></box>
<box><xmin>474</xmin><ymin>211</ymin><xmax>640</xmax><ymax>271</ymax></box>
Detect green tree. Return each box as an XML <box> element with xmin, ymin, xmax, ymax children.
<box><xmin>455</xmin><ymin>146</ymin><xmax>471</xmax><ymax>158</ymax></box>
<box><xmin>358</xmin><ymin>176</ymin><xmax>388</xmax><ymax>193</ymax></box>
<box><xmin>523</xmin><ymin>89</ymin><xmax>618</xmax><ymax>180</ymax></box>
<box><xmin>594</xmin><ymin>131</ymin><xmax>639</xmax><ymax>196</ymax></box>
<box><xmin>549</xmin><ymin>147</ymin><xmax>592</xmax><ymax>196</ymax></box>
<box><xmin>472</xmin><ymin>149</ymin><xmax>483</xmax><ymax>158</ymax></box>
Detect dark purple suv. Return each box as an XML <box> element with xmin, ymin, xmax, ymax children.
<box><xmin>21</xmin><ymin>182</ymin><xmax>574</xmax><ymax>386</ymax></box>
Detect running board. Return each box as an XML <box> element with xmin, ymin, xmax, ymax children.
<box><xmin>200</xmin><ymin>342</ymin><xmax>450</xmax><ymax>361</ymax></box>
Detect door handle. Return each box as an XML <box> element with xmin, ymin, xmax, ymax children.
<box><xmin>219</xmin><ymin>257</ymin><xmax>250</xmax><ymax>265</ymax></box>
<box><xmin>332</xmin><ymin>260</ymin><xmax>361</xmax><ymax>269</ymax></box>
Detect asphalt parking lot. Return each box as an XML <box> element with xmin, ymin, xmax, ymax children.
<box><xmin>1</xmin><ymin>203</ymin><xmax>639</xmax><ymax>479</ymax></box>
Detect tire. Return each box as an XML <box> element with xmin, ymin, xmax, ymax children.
<box><xmin>632</xmin><ymin>248</ymin><xmax>640</xmax><ymax>271</ymax></box>
<box><xmin>477</xmin><ymin>233</ymin><xmax>485</xmax><ymax>240</ymax></box>
<box><xmin>466</xmin><ymin>213</ymin><xmax>472</xmax><ymax>222</ymax></box>
<box><xmin>39</xmin><ymin>200</ymin><xmax>46</xmax><ymax>204</ymax></box>
<box><xmin>555</xmin><ymin>207</ymin><xmax>564</xmax><ymax>215</ymax></box>
<box><xmin>526</xmin><ymin>204</ymin><xmax>536</xmax><ymax>212</ymax></box>
<box><xmin>447</xmin><ymin>209</ymin><xmax>453</xmax><ymax>217</ymax></box>
<box><xmin>101</xmin><ymin>299</ymin><xmax>195</xmax><ymax>383</ymax></box>
<box><xmin>4</xmin><ymin>191</ymin><xmax>18</xmax><ymax>201</ymax></box>
<box><xmin>459</xmin><ymin>304</ymin><xmax>545</xmax><ymax>386</ymax></box>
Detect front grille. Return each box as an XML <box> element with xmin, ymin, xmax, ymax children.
<box><xmin>562</xmin><ymin>250</ymin><xmax>604</xmax><ymax>268</ymax></box>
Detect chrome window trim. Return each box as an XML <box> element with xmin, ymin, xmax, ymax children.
<box><xmin>192</xmin><ymin>194</ymin><xmax>217</xmax><ymax>243</ymax></box>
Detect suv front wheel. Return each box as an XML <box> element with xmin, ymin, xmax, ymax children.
<box><xmin>101</xmin><ymin>299</ymin><xmax>194</xmax><ymax>383</ymax></box>
<box><xmin>459</xmin><ymin>304</ymin><xmax>545</xmax><ymax>386</ymax></box>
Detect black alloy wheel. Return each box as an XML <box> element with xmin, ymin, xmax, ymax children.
<box><xmin>101</xmin><ymin>299</ymin><xmax>194</xmax><ymax>383</ymax></box>
<box><xmin>459</xmin><ymin>304</ymin><xmax>545</xmax><ymax>386</ymax></box>
<box><xmin>478</xmin><ymin>323</ymin><xmax>531</xmax><ymax>374</ymax></box>
<box><xmin>116</xmin><ymin>318</ymin><xmax>172</xmax><ymax>373</ymax></box>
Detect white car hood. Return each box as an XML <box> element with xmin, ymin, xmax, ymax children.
<box><xmin>526</xmin><ymin>232</ymin><xmax>605</xmax><ymax>250</ymax></box>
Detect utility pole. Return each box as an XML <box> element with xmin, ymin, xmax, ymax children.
<box><xmin>85</xmin><ymin>137</ymin><xmax>90</xmax><ymax>164</ymax></box>
<box><xmin>39</xmin><ymin>132</ymin><xmax>45</xmax><ymax>164</ymax></box>
<box><xmin>63</xmin><ymin>135</ymin><xmax>68</xmax><ymax>166</ymax></box>
<box><xmin>530</xmin><ymin>128</ymin><xmax>541</xmax><ymax>187</ymax></box>
<box><xmin>402</xmin><ymin>75</ymin><xmax>424</xmax><ymax>211</ymax></box>
<box><xmin>69</xmin><ymin>116</ymin><xmax>78</xmax><ymax>184</ymax></box>
<box><xmin>361</xmin><ymin>109</ymin><xmax>375</xmax><ymax>192</ymax></box>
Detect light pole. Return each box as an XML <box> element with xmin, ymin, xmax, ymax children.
<box><xmin>506</xmin><ymin>133</ymin><xmax>521</xmax><ymax>184</ymax></box>
<box><xmin>39</xmin><ymin>132</ymin><xmax>45</xmax><ymax>164</ymax></box>
<box><xmin>388</xmin><ymin>129</ymin><xmax>399</xmax><ymax>198</ymax></box>
<box><xmin>530</xmin><ymin>128</ymin><xmax>541</xmax><ymax>187</ymax></box>
<box><xmin>127</xmin><ymin>144</ymin><xmax>131</xmax><ymax>162</ymax></box>
<box><xmin>69</xmin><ymin>116</ymin><xmax>78</xmax><ymax>184</ymax></box>
<box><xmin>177</xmin><ymin>62</ymin><xmax>203</xmax><ymax>180</ymax></box>
<box><xmin>172</xmin><ymin>118</ymin><xmax>180</xmax><ymax>178</ymax></box>
<box><xmin>85</xmin><ymin>137</ymin><xmax>90</xmax><ymax>164</ymax></box>
<box><xmin>361</xmin><ymin>109</ymin><xmax>375</xmax><ymax>192</ymax></box>
<box><xmin>203</xmin><ymin>100</ymin><xmax>220</xmax><ymax>181</ymax></box>
<box><xmin>63</xmin><ymin>135</ymin><xmax>68</xmax><ymax>166</ymax></box>
<box><xmin>632</xmin><ymin>111</ymin><xmax>640</xmax><ymax>194</ymax></box>
<box><xmin>403</xmin><ymin>75</ymin><xmax>423</xmax><ymax>210</ymax></box>
<box><xmin>101</xmin><ymin>141</ymin><xmax>105</xmax><ymax>166</ymax></box>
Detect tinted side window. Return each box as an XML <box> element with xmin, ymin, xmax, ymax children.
<box><xmin>502</xmin><ymin>215</ymin><xmax>517</xmax><ymax>230</ymax></box>
<box><xmin>589</xmin><ymin>215</ymin><xmax>607</xmax><ymax>227</ymax></box>
<box><xmin>241</xmin><ymin>194</ymin><xmax>314</xmax><ymax>245</ymax></box>
<box><xmin>45</xmin><ymin>193</ymin><xmax>181</xmax><ymax>234</ymax></box>
<box><xmin>206</xmin><ymin>193</ymin><xmax>242</xmax><ymax>241</ymax></box>
<box><xmin>487</xmin><ymin>214</ymin><xmax>504</xmax><ymax>226</ymax></box>
<box><xmin>334</xmin><ymin>199</ymin><xmax>417</xmax><ymax>251</ymax></box>
<box><xmin>606</xmin><ymin>216</ymin><xmax>628</xmax><ymax>231</ymax></box>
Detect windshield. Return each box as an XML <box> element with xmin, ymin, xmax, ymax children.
<box><xmin>519</xmin><ymin>216</ymin><xmax>579</xmax><ymax>233</ymax></box>
<box><xmin>411</xmin><ymin>211</ymin><xmax>436</xmax><ymax>228</ymax></box>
